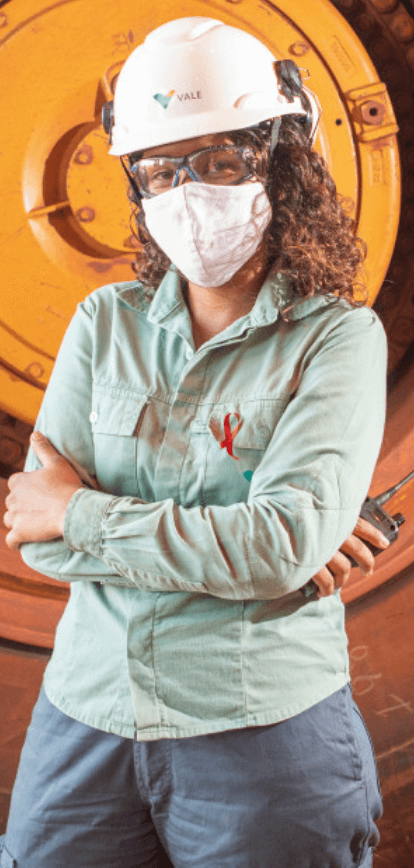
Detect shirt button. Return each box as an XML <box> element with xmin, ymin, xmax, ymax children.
<box><xmin>89</xmin><ymin>411</ymin><xmax>98</xmax><ymax>423</ymax></box>
<box><xmin>186</xmin><ymin>348</ymin><xmax>193</xmax><ymax>360</ymax></box>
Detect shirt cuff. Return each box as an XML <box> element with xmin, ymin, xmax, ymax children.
<box><xmin>63</xmin><ymin>487</ymin><xmax>116</xmax><ymax>555</ymax></box>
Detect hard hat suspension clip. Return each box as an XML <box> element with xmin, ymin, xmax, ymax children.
<box><xmin>102</xmin><ymin>100</ymin><xmax>114</xmax><ymax>144</ymax></box>
<box><xmin>274</xmin><ymin>59</ymin><xmax>314</xmax><ymax>139</ymax></box>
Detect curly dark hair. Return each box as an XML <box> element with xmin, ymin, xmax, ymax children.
<box><xmin>129</xmin><ymin>116</ymin><xmax>367</xmax><ymax>303</ymax></box>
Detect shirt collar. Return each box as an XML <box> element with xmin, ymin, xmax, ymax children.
<box><xmin>116</xmin><ymin>267</ymin><xmax>344</xmax><ymax>333</ymax></box>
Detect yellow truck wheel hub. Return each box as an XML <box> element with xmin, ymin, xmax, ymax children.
<box><xmin>0</xmin><ymin>0</ymin><xmax>400</xmax><ymax>422</ymax></box>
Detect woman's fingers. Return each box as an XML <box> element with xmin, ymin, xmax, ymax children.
<box><xmin>340</xmin><ymin>517</ymin><xmax>390</xmax><ymax>574</ymax></box>
<box><xmin>3</xmin><ymin>452</ymin><xmax>83</xmax><ymax>549</ymax></box>
<box><xmin>310</xmin><ymin>567</ymin><xmax>335</xmax><ymax>597</ymax></box>
<box><xmin>352</xmin><ymin>515</ymin><xmax>390</xmax><ymax>548</ymax></box>
<box><xmin>340</xmin><ymin>534</ymin><xmax>375</xmax><ymax>574</ymax></box>
<box><xmin>7</xmin><ymin>472</ymin><xmax>21</xmax><ymax>491</ymax></box>
<box><xmin>311</xmin><ymin>515</ymin><xmax>392</xmax><ymax>598</ymax></box>
<box><xmin>5</xmin><ymin>529</ymin><xmax>21</xmax><ymax>551</ymax></box>
<box><xmin>29</xmin><ymin>431</ymin><xmax>65</xmax><ymax>467</ymax></box>
<box><xmin>311</xmin><ymin>549</ymin><xmax>352</xmax><ymax>596</ymax></box>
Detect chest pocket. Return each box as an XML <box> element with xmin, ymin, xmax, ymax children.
<box><xmin>90</xmin><ymin>389</ymin><xmax>149</xmax><ymax>496</ymax></box>
<box><xmin>202</xmin><ymin>398</ymin><xmax>289</xmax><ymax>506</ymax></box>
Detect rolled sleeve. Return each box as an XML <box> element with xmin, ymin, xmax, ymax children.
<box><xmin>20</xmin><ymin>296</ymin><xmax>133</xmax><ymax>585</ymax></box>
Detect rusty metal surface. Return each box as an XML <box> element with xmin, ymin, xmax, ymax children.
<box><xmin>0</xmin><ymin>0</ymin><xmax>413</xmax><ymax>862</ymax></box>
<box><xmin>346</xmin><ymin>574</ymin><xmax>414</xmax><ymax>866</ymax></box>
<box><xmin>333</xmin><ymin>0</ymin><xmax>414</xmax><ymax>372</ymax></box>
<box><xmin>342</xmin><ymin>355</ymin><xmax>414</xmax><ymax>602</ymax></box>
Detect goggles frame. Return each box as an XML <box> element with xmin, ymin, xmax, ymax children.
<box><xmin>128</xmin><ymin>143</ymin><xmax>264</xmax><ymax>199</ymax></box>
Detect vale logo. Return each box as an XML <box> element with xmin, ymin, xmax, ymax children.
<box><xmin>153</xmin><ymin>89</ymin><xmax>175</xmax><ymax>110</ymax></box>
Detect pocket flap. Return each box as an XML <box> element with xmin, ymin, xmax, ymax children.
<box><xmin>90</xmin><ymin>389</ymin><xmax>149</xmax><ymax>436</ymax></box>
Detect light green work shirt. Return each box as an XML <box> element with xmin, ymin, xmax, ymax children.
<box><xmin>21</xmin><ymin>267</ymin><xmax>387</xmax><ymax>740</ymax></box>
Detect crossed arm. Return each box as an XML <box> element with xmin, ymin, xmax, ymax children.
<box><xmin>3</xmin><ymin>431</ymin><xmax>389</xmax><ymax>597</ymax></box>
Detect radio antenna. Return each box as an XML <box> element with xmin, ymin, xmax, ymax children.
<box><xmin>375</xmin><ymin>468</ymin><xmax>414</xmax><ymax>507</ymax></box>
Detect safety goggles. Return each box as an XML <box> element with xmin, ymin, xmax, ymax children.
<box><xmin>128</xmin><ymin>143</ymin><xmax>265</xmax><ymax>198</ymax></box>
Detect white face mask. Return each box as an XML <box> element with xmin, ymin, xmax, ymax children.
<box><xmin>142</xmin><ymin>181</ymin><xmax>272</xmax><ymax>288</ymax></box>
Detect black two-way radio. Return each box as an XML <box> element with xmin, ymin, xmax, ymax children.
<box><xmin>300</xmin><ymin>468</ymin><xmax>414</xmax><ymax>598</ymax></box>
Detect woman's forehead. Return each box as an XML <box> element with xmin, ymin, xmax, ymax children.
<box><xmin>141</xmin><ymin>132</ymin><xmax>235</xmax><ymax>159</ymax></box>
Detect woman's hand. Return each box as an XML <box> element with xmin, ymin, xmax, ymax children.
<box><xmin>3</xmin><ymin>432</ymin><xmax>83</xmax><ymax>550</ymax></box>
<box><xmin>310</xmin><ymin>516</ymin><xmax>390</xmax><ymax>597</ymax></box>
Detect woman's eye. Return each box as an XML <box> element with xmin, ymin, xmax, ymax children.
<box><xmin>211</xmin><ymin>160</ymin><xmax>233</xmax><ymax>172</ymax></box>
<box><xmin>152</xmin><ymin>169</ymin><xmax>175</xmax><ymax>182</ymax></box>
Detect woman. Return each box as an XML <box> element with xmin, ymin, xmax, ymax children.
<box><xmin>2</xmin><ymin>17</ymin><xmax>387</xmax><ymax>868</ymax></box>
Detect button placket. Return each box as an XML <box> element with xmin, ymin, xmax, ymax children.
<box><xmin>153</xmin><ymin>354</ymin><xmax>210</xmax><ymax>504</ymax></box>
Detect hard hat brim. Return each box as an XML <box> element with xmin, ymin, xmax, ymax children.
<box><xmin>109</xmin><ymin>103</ymin><xmax>308</xmax><ymax>156</ymax></box>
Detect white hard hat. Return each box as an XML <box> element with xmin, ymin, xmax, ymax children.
<box><xmin>107</xmin><ymin>17</ymin><xmax>320</xmax><ymax>155</ymax></box>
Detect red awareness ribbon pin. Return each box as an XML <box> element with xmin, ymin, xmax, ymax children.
<box><xmin>220</xmin><ymin>412</ymin><xmax>242</xmax><ymax>460</ymax></box>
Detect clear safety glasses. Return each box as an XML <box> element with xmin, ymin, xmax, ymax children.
<box><xmin>128</xmin><ymin>143</ymin><xmax>265</xmax><ymax>198</ymax></box>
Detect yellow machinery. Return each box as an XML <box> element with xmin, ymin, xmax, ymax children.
<box><xmin>0</xmin><ymin>0</ymin><xmax>400</xmax><ymax>424</ymax></box>
<box><xmin>2</xmin><ymin>3</ymin><xmax>414</xmax><ymax>862</ymax></box>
